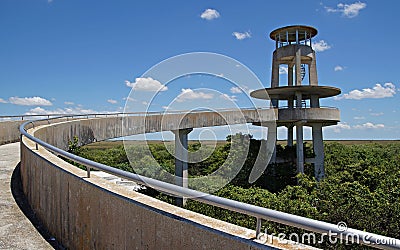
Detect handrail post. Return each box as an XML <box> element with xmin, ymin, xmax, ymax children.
<box><xmin>87</xmin><ymin>166</ymin><xmax>90</xmax><ymax>178</ymax></box>
<box><xmin>256</xmin><ymin>217</ymin><xmax>262</xmax><ymax>239</ymax></box>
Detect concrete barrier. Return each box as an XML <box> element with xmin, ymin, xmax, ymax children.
<box><xmin>20</xmin><ymin>112</ymin><xmax>308</xmax><ymax>249</ymax></box>
<box><xmin>21</xmin><ymin>135</ymin><xmax>281</xmax><ymax>249</ymax></box>
<box><xmin>0</xmin><ymin>120</ymin><xmax>25</xmax><ymax>145</ymax></box>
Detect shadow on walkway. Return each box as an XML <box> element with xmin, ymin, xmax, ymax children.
<box><xmin>11</xmin><ymin>163</ymin><xmax>64</xmax><ymax>250</ymax></box>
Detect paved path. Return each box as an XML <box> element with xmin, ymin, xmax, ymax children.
<box><xmin>0</xmin><ymin>142</ymin><xmax>53</xmax><ymax>249</ymax></box>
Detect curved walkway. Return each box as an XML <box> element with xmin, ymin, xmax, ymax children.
<box><xmin>0</xmin><ymin>142</ymin><xmax>53</xmax><ymax>249</ymax></box>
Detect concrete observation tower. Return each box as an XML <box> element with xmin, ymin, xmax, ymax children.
<box><xmin>251</xmin><ymin>25</ymin><xmax>341</xmax><ymax>180</ymax></box>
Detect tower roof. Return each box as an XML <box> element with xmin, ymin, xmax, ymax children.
<box><xmin>269</xmin><ymin>25</ymin><xmax>318</xmax><ymax>42</ymax></box>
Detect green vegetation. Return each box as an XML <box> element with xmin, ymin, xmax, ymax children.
<box><xmin>71</xmin><ymin>136</ymin><xmax>400</xmax><ymax>249</ymax></box>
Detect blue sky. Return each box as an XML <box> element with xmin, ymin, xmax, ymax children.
<box><xmin>0</xmin><ymin>0</ymin><xmax>399</xmax><ymax>140</ymax></box>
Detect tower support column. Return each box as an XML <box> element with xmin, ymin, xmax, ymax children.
<box><xmin>271</xmin><ymin>53</ymin><xmax>280</xmax><ymax>88</ymax></box>
<box><xmin>296</xmin><ymin>122</ymin><xmax>304</xmax><ymax>174</ymax></box>
<box><xmin>287</xmin><ymin>125</ymin><xmax>293</xmax><ymax>147</ymax></box>
<box><xmin>310</xmin><ymin>95</ymin><xmax>319</xmax><ymax>108</ymax></box>
<box><xmin>295</xmin><ymin>48</ymin><xmax>302</xmax><ymax>86</ymax></box>
<box><xmin>312</xmin><ymin>123</ymin><xmax>325</xmax><ymax>180</ymax></box>
<box><xmin>288</xmin><ymin>64</ymin><xmax>294</xmax><ymax>86</ymax></box>
<box><xmin>172</xmin><ymin>128</ymin><xmax>192</xmax><ymax>207</ymax></box>
<box><xmin>309</xmin><ymin>51</ymin><xmax>318</xmax><ymax>85</ymax></box>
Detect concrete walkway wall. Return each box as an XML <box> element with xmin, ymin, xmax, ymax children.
<box><xmin>19</xmin><ymin>111</ymin><xmax>297</xmax><ymax>249</ymax></box>
<box><xmin>0</xmin><ymin>121</ymin><xmax>25</xmax><ymax>145</ymax></box>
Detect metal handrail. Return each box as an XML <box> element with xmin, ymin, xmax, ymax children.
<box><xmin>1</xmin><ymin>107</ymin><xmax>273</xmax><ymax>121</ymax></box>
<box><xmin>19</xmin><ymin>115</ymin><xmax>399</xmax><ymax>249</ymax></box>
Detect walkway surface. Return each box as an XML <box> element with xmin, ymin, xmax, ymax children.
<box><xmin>0</xmin><ymin>142</ymin><xmax>53</xmax><ymax>249</ymax></box>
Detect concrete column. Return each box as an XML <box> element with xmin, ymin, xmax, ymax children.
<box><xmin>312</xmin><ymin>123</ymin><xmax>325</xmax><ymax>181</ymax></box>
<box><xmin>288</xmin><ymin>96</ymin><xmax>294</xmax><ymax>109</ymax></box>
<box><xmin>173</xmin><ymin>128</ymin><xmax>192</xmax><ymax>207</ymax></box>
<box><xmin>295</xmin><ymin>91</ymin><xmax>302</xmax><ymax>108</ymax></box>
<box><xmin>310</xmin><ymin>95</ymin><xmax>319</xmax><ymax>108</ymax></box>
<box><xmin>295</xmin><ymin>47</ymin><xmax>302</xmax><ymax>86</ymax></box>
<box><xmin>309</xmin><ymin>51</ymin><xmax>318</xmax><ymax>86</ymax></box>
<box><xmin>268</xmin><ymin>125</ymin><xmax>277</xmax><ymax>164</ymax></box>
<box><xmin>271</xmin><ymin>52</ymin><xmax>280</xmax><ymax>88</ymax></box>
<box><xmin>288</xmin><ymin>64</ymin><xmax>294</xmax><ymax>86</ymax></box>
<box><xmin>296</xmin><ymin>122</ymin><xmax>304</xmax><ymax>174</ymax></box>
<box><xmin>287</xmin><ymin>125</ymin><xmax>293</xmax><ymax>147</ymax></box>
<box><xmin>271</xmin><ymin>99</ymin><xmax>278</xmax><ymax>108</ymax></box>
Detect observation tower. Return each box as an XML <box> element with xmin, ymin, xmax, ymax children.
<box><xmin>250</xmin><ymin>25</ymin><xmax>341</xmax><ymax>180</ymax></box>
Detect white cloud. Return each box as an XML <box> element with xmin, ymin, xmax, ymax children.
<box><xmin>64</xmin><ymin>101</ymin><xmax>74</xmax><ymax>105</ymax></box>
<box><xmin>329</xmin><ymin>121</ymin><xmax>384</xmax><ymax>132</ymax></box>
<box><xmin>334</xmin><ymin>65</ymin><xmax>344</xmax><ymax>71</ymax></box>
<box><xmin>107</xmin><ymin>99</ymin><xmax>117</xmax><ymax>104</ymax></box>
<box><xmin>176</xmin><ymin>89</ymin><xmax>213</xmax><ymax>102</ymax></box>
<box><xmin>325</xmin><ymin>1</ymin><xmax>367</xmax><ymax>18</ymax></box>
<box><xmin>312</xmin><ymin>40</ymin><xmax>331</xmax><ymax>52</ymax></box>
<box><xmin>279</xmin><ymin>65</ymin><xmax>288</xmax><ymax>75</ymax></box>
<box><xmin>230</xmin><ymin>87</ymin><xmax>242</xmax><ymax>94</ymax></box>
<box><xmin>335</xmin><ymin>83</ymin><xmax>396</xmax><ymax>100</ymax></box>
<box><xmin>353</xmin><ymin>122</ymin><xmax>384</xmax><ymax>129</ymax></box>
<box><xmin>354</xmin><ymin>116</ymin><xmax>365</xmax><ymax>120</ymax></box>
<box><xmin>200</xmin><ymin>9</ymin><xmax>220</xmax><ymax>20</ymax></box>
<box><xmin>9</xmin><ymin>96</ymin><xmax>52</xmax><ymax>106</ymax></box>
<box><xmin>220</xmin><ymin>93</ymin><xmax>237</xmax><ymax>101</ymax></box>
<box><xmin>24</xmin><ymin>106</ymin><xmax>98</xmax><ymax>116</ymax></box>
<box><xmin>0</xmin><ymin>98</ymin><xmax>7</xmax><ymax>103</ymax></box>
<box><xmin>232</xmin><ymin>31</ymin><xmax>251</xmax><ymax>40</ymax></box>
<box><xmin>331</xmin><ymin>122</ymin><xmax>351</xmax><ymax>133</ymax></box>
<box><xmin>125</xmin><ymin>77</ymin><xmax>167</xmax><ymax>92</ymax></box>
<box><xmin>370</xmin><ymin>112</ymin><xmax>384</xmax><ymax>116</ymax></box>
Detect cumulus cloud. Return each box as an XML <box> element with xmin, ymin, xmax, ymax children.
<box><xmin>220</xmin><ymin>93</ymin><xmax>237</xmax><ymax>101</ymax></box>
<box><xmin>232</xmin><ymin>31</ymin><xmax>251</xmax><ymax>40</ymax></box>
<box><xmin>0</xmin><ymin>98</ymin><xmax>7</xmax><ymax>103</ymax></box>
<box><xmin>230</xmin><ymin>87</ymin><xmax>242</xmax><ymax>94</ymax></box>
<box><xmin>325</xmin><ymin>1</ymin><xmax>367</xmax><ymax>18</ymax></box>
<box><xmin>107</xmin><ymin>99</ymin><xmax>117</xmax><ymax>104</ymax></box>
<box><xmin>330</xmin><ymin>121</ymin><xmax>384</xmax><ymax>132</ymax></box>
<box><xmin>353</xmin><ymin>122</ymin><xmax>384</xmax><ymax>129</ymax></box>
<box><xmin>24</xmin><ymin>106</ymin><xmax>98</xmax><ymax>116</ymax></box>
<box><xmin>312</xmin><ymin>40</ymin><xmax>331</xmax><ymax>52</ymax></box>
<box><xmin>354</xmin><ymin>116</ymin><xmax>365</xmax><ymax>120</ymax></box>
<box><xmin>125</xmin><ymin>77</ymin><xmax>167</xmax><ymax>92</ymax></box>
<box><xmin>279</xmin><ymin>66</ymin><xmax>288</xmax><ymax>75</ymax></box>
<box><xmin>334</xmin><ymin>66</ymin><xmax>344</xmax><ymax>71</ymax></box>
<box><xmin>334</xmin><ymin>83</ymin><xmax>396</xmax><ymax>100</ymax></box>
<box><xmin>331</xmin><ymin>122</ymin><xmax>351</xmax><ymax>133</ymax></box>
<box><xmin>9</xmin><ymin>96</ymin><xmax>52</xmax><ymax>106</ymax></box>
<box><xmin>64</xmin><ymin>101</ymin><xmax>74</xmax><ymax>105</ymax></box>
<box><xmin>200</xmin><ymin>9</ymin><xmax>220</xmax><ymax>20</ymax></box>
<box><xmin>370</xmin><ymin>112</ymin><xmax>384</xmax><ymax>116</ymax></box>
<box><xmin>176</xmin><ymin>89</ymin><xmax>213</xmax><ymax>102</ymax></box>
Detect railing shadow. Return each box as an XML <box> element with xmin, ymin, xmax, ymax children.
<box><xmin>10</xmin><ymin>162</ymin><xmax>64</xmax><ymax>250</ymax></box>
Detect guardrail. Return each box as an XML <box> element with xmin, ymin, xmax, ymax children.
<box><xmin>19</xmin><ymin>113</ymin><xmax>400</xmax><ymax>249</ymax></box>
<box><xmin>2</xmin><ymin>107</ymin><xmax>272</xmax><ymax>121</ymax></box>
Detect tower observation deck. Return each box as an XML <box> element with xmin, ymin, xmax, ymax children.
<box><xmin>250</xmin><ymin>25</ymin><xmax>341</xmax><ymax>180</ymax></box>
